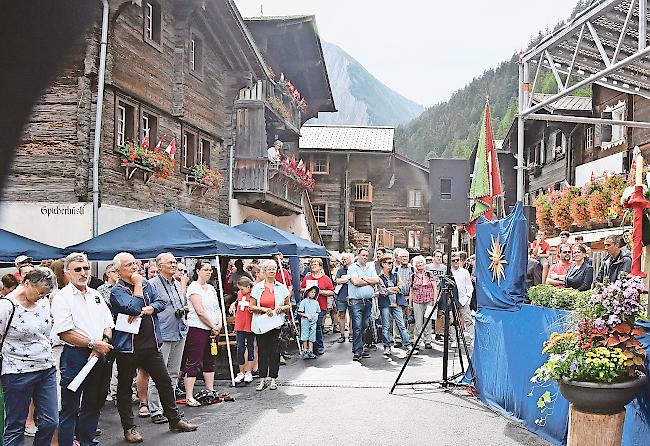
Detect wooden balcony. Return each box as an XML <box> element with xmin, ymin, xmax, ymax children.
<box><xmin>237</xmin><ymin>79</ymin><xmax>301</xmax><ymax>134</ymax></box>
<box><xmin>233</xmin><ymin>159</ymin><xmax>304</xmax><ymax>216</ymax></box>
<box><xmin>353</xmin><ymin>182</ymin><xmax>373</xmax><ymax>203</ymax></box>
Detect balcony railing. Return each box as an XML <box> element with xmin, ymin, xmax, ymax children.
<box><xmin>353</xmin><ymin>182</ymin><xmax>373</xmax><ymax>203</ymax></box>
<box><xmin>233</xmin><ymin>159</ymin><xmax>304</xmax><ymax>214</ymax></box>
<box><xmin>238</xmin><ymin>79</ymin><xmax>301</xmax><ymax>131</ymax></box>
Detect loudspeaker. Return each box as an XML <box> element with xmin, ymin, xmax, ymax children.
<box><xmin>428</xmin><ymin>159</ymin><xmax>470</xmax><ymax>225</ymax></box>
<box><xmin>523</xmin><ymin>205</ymin><xmax>537</xmax><ymax>242</ymax></box>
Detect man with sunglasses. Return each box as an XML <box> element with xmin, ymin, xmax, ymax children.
<box><xmin>546</xmin><ymin>244</ymin><xmax>574</xmax><ymax>288</ymax></box>
<box><xmin>51</xmin><ymin>252</ymin><xmax>115</xmax><ymax>446</ymax></box>
<box><xmin>110</xmin><ymin>252</ymin><xmax>197</xmax><ymax>443</ymax></box>
<box><xmin>450</xmin><ymin>251</ymin><xmax>474</xmax><ymax>354</ymax></box>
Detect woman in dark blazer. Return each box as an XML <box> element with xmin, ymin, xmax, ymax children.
<box><xmin>564</xmin><ymin>244</ymin><xmax>594</xmax><ymax>291</ymax></box>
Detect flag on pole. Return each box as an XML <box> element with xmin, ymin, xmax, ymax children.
<box><xmin>466</xmin><ymin>100</ymin><xmax>502</xmax><ymax>237</ymax></box>
<box><xmin>165</xmin><ymin>139</ymin><xmax>177</xmax><ymax>157</ymax></box>
<box><xmin>154</xmin><ymin>135</ymin><xmax>164</xmax><ymax>152</ymax></box>
<box><xmin>141</xmin><ymin>135</ymin><xmax>150</xmax><ymax>151</ymax></box>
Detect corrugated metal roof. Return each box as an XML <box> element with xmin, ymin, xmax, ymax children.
<box><xmin>532</xmin><ymin>93</ymin><xmax>592</xmax><ymax>111</ymax></box>
<box><xmin>299</xmin><ymin>125</ymin><xmax>394</xmax><ymax>152</ymax></box>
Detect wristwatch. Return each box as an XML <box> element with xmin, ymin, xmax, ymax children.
<box><xmin>87</xmin><ymin>340</ymin><xmax>95</xmax><ymax>350</ymax></box>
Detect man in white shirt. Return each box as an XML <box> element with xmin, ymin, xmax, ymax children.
<box><xmin>51</xmin><ymin>252</ymin><xmax>115</xmax><ymax>446</ymax></box>
<box><xmin>450</xmin><ymin>251</ymin><xmax>475</xmax><ymax>356</ymax></box>
<box><xmin>267</xmin><ymin>140</ymin><xmax>283</xmax><ymax>162</ymax></box>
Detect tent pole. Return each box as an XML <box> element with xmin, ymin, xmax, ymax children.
<box><xmin>278</xmin><ymin>258</ymin><xmax>302</xmax><ymax>355</ymax></box>
<box><xmin>215</xmin><ymin>255</ymin><xmax>236</xmax><ymax>387</ymax></box>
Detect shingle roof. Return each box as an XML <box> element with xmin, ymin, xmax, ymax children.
<box><xmin>532</xmin><ymin>93</ymin><xmax>592</xmax><ymax>112</ymax></box>
<box><xmin>299</xmin><ymin>125</ymin><xmax>394</xmax><ymax>153</ymax></box>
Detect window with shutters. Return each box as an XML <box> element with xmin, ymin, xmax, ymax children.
<box><xmin>601</xmin><ymin>101</ymin><xmax>626</xmax><ymax>150</ymax></box>
<box><xmin>143</xmin><ymin>2</ymin><xmax>162</xmax><ymax>50</ymax></box>
<box><xmin>181</xmin><ymin>127</ymin><xmax>197</xmax><ymax>172</ymax></box>
<box><xmin>408</xmin><ymin>190</ymin><xmax>423</xmax><ymax>208</ymax></box>
<box><xmin>548</xmin><ymin>130</ymin><xmax>567</xmax><ymax>160</ymax></box>
<box><xmin>115</xmin><ymin>98</ymin><xmax>136</xmax><ymax>148</ymax></box>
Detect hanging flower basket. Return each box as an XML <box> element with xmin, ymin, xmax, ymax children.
<box><xmin>116</xmin><ymin>140</ymin><xmax>174</xmax><ymax>180</ymax></box>
<box><xmin>187</xmin><ymin>164</ymin><xmax>224</xmax><ymax>191</ymax></box>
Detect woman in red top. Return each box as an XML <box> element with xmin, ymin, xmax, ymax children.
<box><xmin>300</xmin><ymin>258</ymin><xmax>334</xmax><ymax>355</ymax></box>
<box><xmin>531</xmin><ymin>229</ymin><xmax>551</xmax><ymax>283</ymax></box>
<box><xmin>229</xmin><ymin>276</ymin><xmax>255</xmax><ymax>385</ymax></box>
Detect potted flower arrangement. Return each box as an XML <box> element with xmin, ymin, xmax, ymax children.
<box><xmin>570</xmin><ymin>193</ymin><xmax>590</xmax><ymax>228</ymax></box>
<box><xmin>531</xmin><ymin>274</ymin><xmax>647</xmax><ymax>416</ymax></box>
<box><xmin>585</xmin><ymin>181</ymin><xmax>610</xmax><ymax>223</ymax></box>
<box><xmin>281</xmin><ymin>156</ymin><xmax>316</xmax><ymax>192</ymax></box>
<box><xmin>534</xmin><ymin>193</ymin><xmax>555</xmax><ymax>232</ymax></box>
<box><xmin>188</xmin><ymin>164</ymin><xmax>224</xmax><ymax>190</ymax></box>
<box><xmin>116</xmin><ymin>140</ymin><xmax>174</xmax><ymax>179</ymax></box>
<box><xmin>551</xmin><ymin>187</ymin><xmax>580</xmax><ymax>231</ymax></box>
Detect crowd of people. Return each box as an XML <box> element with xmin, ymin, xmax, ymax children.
<box><xmin>0</xmin><ymin>245</ymin><xmax>479</xmax><ymax>446</ymax></box>
<box><xmin>526</xmin><ymin>229</ymin><xmax>632</xmax><ymax>292</ymax></box>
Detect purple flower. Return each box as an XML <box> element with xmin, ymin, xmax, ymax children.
<box><xmin>594</xmin><ymin>318</ymin><xmax>606</xmax><ymax>331</ymax></box>
<box><xmin>607</xmin><ymin>314</ymin><xmax>621</xmax><ymax>326</ymax></box>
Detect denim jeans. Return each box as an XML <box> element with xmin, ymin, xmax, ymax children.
<box><xmin>1</xmin><ymin>366</ymin><xmax>58</xmax><ymax>446</ymax></box>
<box><xmin>380</xmin><ymin>306</ymin><xmax>410</xmax><ymax>349</ymax></box>
<box><xmin>349</xmin><ymin>299</ymin><xmax>372</xmax><ymax>355</ymax></box>
<box><xmin>314</xmin><ymin>310</ymin><xmax>326</xmax><ymax>353</ymax></box>
<box><xmin>59</xmin><ymin>346</ymin><xmax>109</xmax><ymax>446</ymax></box>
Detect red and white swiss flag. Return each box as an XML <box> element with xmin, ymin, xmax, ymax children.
<box><xmin>165</xmin><ymin>139</ymin><xmax>177</xmax><ymax>157</ymax></box>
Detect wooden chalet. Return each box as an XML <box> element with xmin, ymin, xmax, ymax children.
<box><xmin>1</xmin><ymin>1</ymin><xmax>334</xmax><ymax>247</ymax></box>
<box><xmin>299</xmin><ymin>125</ymin><xmax>431</xmax><ymax>254</ymax></box>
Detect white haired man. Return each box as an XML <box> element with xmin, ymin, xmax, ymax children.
<box><xmin>51</xmin><ymin>252</ymin><xmax>114</xmax><ymax>446</ymax></box>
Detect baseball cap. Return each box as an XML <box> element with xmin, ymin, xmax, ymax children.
<box><xmin>15</xmin><ymin>255</ymin><xmax>33</xmax><ymax>266</ymax></box>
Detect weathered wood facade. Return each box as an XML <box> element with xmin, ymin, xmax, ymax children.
<box><xmin>6</xmin><ymin>1</ymin><xmax>334</xmax><ymax>246</ymax></box>
<box><xmin>299</xmin><ymin>126</ymin><xmax>430</xmax><ymax>254</ymax></box>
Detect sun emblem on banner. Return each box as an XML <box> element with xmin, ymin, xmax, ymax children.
<box><xmin>487</xmin><ymin>234</ymin><xmax>508</xmax><ymax>286</ymax></box>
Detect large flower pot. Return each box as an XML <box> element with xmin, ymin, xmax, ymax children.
<box><xmin>559</xmin><ymin>373</ymin><xmax>647</xmax><ymax>414</ymax></box>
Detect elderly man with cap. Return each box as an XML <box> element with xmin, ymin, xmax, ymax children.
<box><xmin>14</xmin><ymin>255</ymin><xmax>34</xmax><ymax>281</ymax></box>
<box><xmin>110</xmin><ymin>252</ymin><xmax>196</xmax><ymax>443</ymax></box>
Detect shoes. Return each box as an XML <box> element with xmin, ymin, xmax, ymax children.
<box><xmin>424</xmin><ymin>343</ymin><xmax>433</xmax><ymax>349</ymax></box>
<box><xmin>124</xmin><ymin>428</ymin><xmax>143</xmax><ymax>443</ymax></box>
<box><xmin>252</xmin><ymin>369</ymin><xmax>260</xmax><ymax>378</ymax></box>
<box><xmin>185</xmin><ymin>397</ymin><xmax>201</xmax><ymax>407</ymax></box>
<box><xmin>279</xmin><ymin>356</ymin><xmax>287</xmax><ymax>365</ymax></box>
<box><xmin>361</xmin><ymin>351</ymin><xmax>371</xmax><ymax>358</ymax></box>
<box><xmin>138</xmin><ymin>403</ymin><xmax>150</xmax><ymax>418</ymax></box>
<box><xmin>307</xmin><ymin>352</ymin><xmax>316</xmax><ymax>359</ymax></box>
<box><xmin>24</xmin><ymin>426</ymin><xmax>37</xmax><ymax>437</ymax></box>
<box><xmin>394</xmin><ymin>341</ymin><xmax>403</xmax><ymax>348</ymax></box>
<box><xmin>244</xmin><ymin>371</ymin><xmax>253</xmax><ymax>383</ymax></box>
<box><xmin>352</xmin><ymin>354</ymin><xmax>361</xmax><ymax>362</ymax></box>
<box><xmin>96</xmin><ymin>428</ymin><xmax>102</xmax><ymax>437</ymax></box>
<box><xmin>256</xmin><ymin>378</ymin><xmax>268</xmax><ymax>391</ymax></box>
<box><xmin>348</xmin><ymin>335</ymin><xmax>353</xmax><ymax>342</ymax></box>
<box><xmin>333</xmin><ymin>327</ymin><xmax>341</xmax><ymax>333</ymax></box>
<box><xmin>234</xmin><ymin>372</ymin><xmax>245</xmax><ymax>384</ymax></box>
<box><xmin>383</xmin><ymin>347</ymin><xmax>392</xmax><ymax>356</ymax></box>
<box><xmin>268</xmin><ymin>378</ymin><xmax>278</xmax><ymax>390</ymax></box>
<box><xmin>337</xmin><ymin>336</ymin><xmax>346</xmax><ymax>343</ymax></box>
<box><xmin>315</xmin><ymin>349</ymin><xmax>324</xmax><ymax>355</ymax></box>
<box><xmin>406</xmin><ymin>345</ymin><xmax>419</xmax><ymax>355</ymax></box>
<box><xmin>169</xmin><ymin>419</ymin><xmax>198</xmax><ymax>433</ymax></box>
<box><xmin>435</xmin><ymin>334</ymin><xmax>443</xmax><ymax>342</ymax></box>
<box><xmin>105</xmin><ymin>394</ymin><xmax>113</xmax><ymax>402</ymax></box>
<box><xmin>151</xmin><ymin>414</ymin><xmax>168</xmax><ymax>424</ymax></box>
<box><xmin>302</xmin><ymin>351</ymin><xmax>310</xmax><ymax>360</ymax></box>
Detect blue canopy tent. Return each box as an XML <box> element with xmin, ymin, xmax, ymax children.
<box><xmin>65</xmin><ymin>211</ymin><xmax>278</xmax><ymax>260</ymax></box>
<box><xmin>235</xmin><ymin>220</ymin><xmax>328</xmax><ymax>304</ymax></box>
<box><xmin>65</xmin><ymin>211</ymin><xmax>279</xmax><ymax>386</ymax></box>
<box><xmin>0</xmin><ymin>228</ymin><xmax>64</xmax><ymax>262</ymax></box>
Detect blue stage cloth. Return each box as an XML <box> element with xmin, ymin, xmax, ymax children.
<box><xmin>471</xmin><ymin>305</ymin><xmax>650</xmax><ymax>446</ymax></box>
<box><xmin>475</xmin><ymin>203</ymin><xmax>528</xmax><ymax>311</ymax></box>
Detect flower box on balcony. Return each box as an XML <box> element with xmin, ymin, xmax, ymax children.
<box><xmin>116</xmin><ymin>140</ymin><xmax>174</xmax><ymax>183</ymax></box>
<box><xmin>185</xmin><ymin>164</ymin><xmax>224</xmax><ymax>196</ymax></box>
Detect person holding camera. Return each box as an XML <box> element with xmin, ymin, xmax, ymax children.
<box><xmin>146</xmin><ymin>252</ymin><xmax>189</xmax><ymax>424</ymax></box>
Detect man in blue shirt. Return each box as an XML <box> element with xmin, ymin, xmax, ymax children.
<box><xmin>334</xmin><ymin>253</ymin><xmax>353</xmax><ymax>343</ymax></box>
<box><xmin>347</xmin><ymin>248</ymin><xmax>380</xmax><ymax>361</ymax></box>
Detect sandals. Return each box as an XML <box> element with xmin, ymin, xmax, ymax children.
<box><xmin>268</xmin><ymin>379</ymin><xmax>278</xmax><ymax>390</ymax></box>
<box><xmin>138</xmin><ymin>403</ymin><xmax>150</xmax><ymax>418</ymax></box>
<box><xmin>256</xmin><ymin>379</ymin><xmax>268</xmax><ymax>391</ymax></box>
<box><xmin>212</xmin><ymin>390</ymin><xmax>235</xmax><ymax>402</ymax></box>
<box><xmin>185</xmin><ymin>397</ymin><xmax>201</xmax><ymax>407</ymax></box>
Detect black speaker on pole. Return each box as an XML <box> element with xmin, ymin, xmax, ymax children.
<box><xmin>428</xmin><ymin>159</ymin><xmax>470</xmax><ymax>225</ymax></box>
<box><xmin>523</xmin><ymin>205</ymin><xmax>537</xmax><ymax>243</ymax></box>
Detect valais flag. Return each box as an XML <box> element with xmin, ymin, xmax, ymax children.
<box><xmin>165</xmin><ymin>139</ymin><xmax>177</xmax><ymax>157</ymax></box>
<box><xmin>466</xmin><ymin>100</ymin><xmax>502</xmax><ymax>237</ymax></box>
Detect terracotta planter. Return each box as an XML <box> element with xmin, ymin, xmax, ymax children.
<box><xmin>559</xmin><ymin>373</ymin><xmax>647</xmax><ymax>414</ymax></box>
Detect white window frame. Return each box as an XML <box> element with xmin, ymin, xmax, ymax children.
<box><xmin>190</xmin><ymin>38</ymin><xmax>196</xmax><ymax>71</ymax></box>
<box><xmin>539</xmin><ymin>137</ymin><xmax>546</xmax><ymax>165</ymax></box>
<box><xmin>310</xmin><ymin>155</ymin><xmax>329</xmax><ymax>174</ymax></box>
<box><xmin>197</xmin><ymin>139</ymin><xmax>204</xmax><ymax>165</ymax></box>
<box><xmin>602</xmin><ymin>101</ymin><xmax>626</xmax><ymax>150</ymax></box>
<box><xmin>145</xmin><ymin>3</ymin><xmax>154</xmax><ymax>40</ymax></box>
<box><xmin>117</xmin><ymin>105</ymin><xmax>126</xmax><ymax>146</ymax></box>
<box><xmin>141</xmin><ymin>113</ymin><xmax>150</xmax><ymax>140</ymax></box>
<box><xmin>312</xmin><ymin>203</ymin><xmax>327</xmax><ymax>227</ymax></box>
<box><xmin>408</xmin><ymin>190</ymin><xmax>423</xmax><ymax>208</ymax></box>
<box><xmin>182</xmin><ymin>133</ymin><xmax>188</xmax><ymax>169</ymax></box>
<box><xmin>407</xmin><ymin>230</ymin><xmax>421</xmax><ymax>250</ymax></box>
<box><xmin>586</xmin><ymin>126</ymin><xmax>594</xmax><ymax>149</ymax></box>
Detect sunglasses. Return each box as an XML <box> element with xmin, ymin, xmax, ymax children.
<box><xmin>72</xmin><ymin>266</ymin><xmax>91</xmax><ymax>273</ymax></box>
<box><xmin>383</xmin><ymin>261</ymin><xmax>394</xmax><ymax>264</ymax></box>
<box><xmin>561</xmin><ymin>251</ymin><xmax>571</xmax><ymax>254</ymax></box>
<box><xmin>451</xmin><ymin>259</ymin><xmax>460</xmax><ymax>262</ymax></box>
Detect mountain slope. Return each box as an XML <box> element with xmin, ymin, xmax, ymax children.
<box><xmin>310</xmin><ymin>42</ymin><xmax>424</xmax><ymax>126</ymax></box>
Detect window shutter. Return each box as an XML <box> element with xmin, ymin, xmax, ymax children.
<box><xmin>203</xmin><ymin>140</ymin><xmax>211</xmax><ymax>167</ymax></box>
<box><xmin>594</xmin><ymin>124</ymin><xmax>602</xmax><ymax>148</ymax></box>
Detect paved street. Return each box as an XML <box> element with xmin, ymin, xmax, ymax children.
<box><xmin>95</xmin><ymin>330</ymin><xmax>551</xmax><ymax>446</ymax></box>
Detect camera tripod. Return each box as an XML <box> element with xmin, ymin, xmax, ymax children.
<box><xmin>390</xmin><ymin>226</ymin><xmax>477</xmax><ymax>393</ymax></box>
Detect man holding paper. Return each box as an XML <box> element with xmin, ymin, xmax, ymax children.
<box><xmin>110</xmin><ymin>252</ymin><xmax>197</xmax><ymax>443</ymax></box>
<box><xmin>51</xmin><ymin>252</ymin><xmax>115</xmax><ymax>446</ymax></box>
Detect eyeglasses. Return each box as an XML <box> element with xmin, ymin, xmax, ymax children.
<box><xmin>561</xmin><ymin>251</ymin><xmax>571</xmax><ymax>254</ymax></box>
<box><xmin>384</xmin><ymin>261</ymin><xmax>394</xmax><ymax>264</ymax></box>
<box><xmin>451</xmin><ymin>259</ymin><xmax>460</xmax><ymax>262</ymax></box>
<box><xmin>177</xmin><ymin>268</ymin><xmax>187</xmax><ymax>273</ymax></box>
<box><xmin>72</xmin><ymin>266</ymin><xmax>91</xmax><ymax>273</ymax></box>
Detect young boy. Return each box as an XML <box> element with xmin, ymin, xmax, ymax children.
<box><xmin>229</xmin><ymin>276</ymin><xmax>255</xmax><ymax>384</ymax></box>
<box><xmin>297</xmin><ymin>286</ymin><xmax>320</xmax><ymax>359</ymax></box>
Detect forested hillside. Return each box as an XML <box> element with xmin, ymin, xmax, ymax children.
<box><xmin>394</xmin><ymin>0</ymin><xmax>591</xmax><ymax>163</ymax></box>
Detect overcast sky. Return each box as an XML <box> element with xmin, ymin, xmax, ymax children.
<box><xmin>234</xmin><ymin>0</ymin><xmax>578</xmax><ymax>106</ymax></box>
